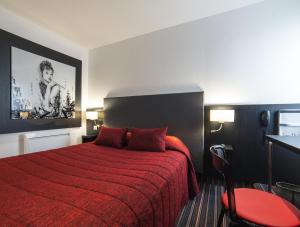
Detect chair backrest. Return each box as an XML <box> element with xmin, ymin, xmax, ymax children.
<box><xmin>210</xmin><ymin>145</ymin><xmax>237</xmax><ymax>218</ymax></box>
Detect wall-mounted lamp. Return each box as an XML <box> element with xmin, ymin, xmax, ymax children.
<box><xmin>210</xmin><ymin>109</ymin><xmax>235</xmax><ymax>133</ymax></box>
<box><xmin>86</xmin><ymin>111</ymin><xmax>98</xmax><ymax>120</ymax></box>
<box><xmin>86</xmin><ymin>107</ymin><xmax>104</xmax><ymax>132</ymax></box>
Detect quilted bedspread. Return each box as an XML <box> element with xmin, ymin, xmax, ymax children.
<box><xmin>0</xmin><ymin>141</ymin><xmax>199</xmax><ymax>226</ymax></box>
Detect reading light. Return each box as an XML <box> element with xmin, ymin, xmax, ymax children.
<box><xmin>86</xmin><ymin>107</ymin><xmax>104</xmax><ymax>131</ymax></box>
<box><xmin>210</xmin><ymin>109</ymin><xmax>235</xmax><ymax>133</ymax></box>
<box><xmin>86</xmin><ymin>111</ymin><xmax>98</xmax><ymax>121</ymax></box>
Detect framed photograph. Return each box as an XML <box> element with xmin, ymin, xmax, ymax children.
<box><xmin>11</xmin><ymin>47</ymin><xmax>76</xmax><ymax>120</ymax></box>
<box><xmin>0</xmin><ymin>28</ymin><xmax>82</xmax><ymax>134</ymax></box>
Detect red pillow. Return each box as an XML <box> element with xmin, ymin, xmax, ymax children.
<box><xmin>127</xmin><ymin>127</ymin><xmax>168</xmax><ymax>151</ymax></box>
<box><xmin>95</xmin><ymin>126</ymin><xmax>127</xmax><ymax>148</ymax></box>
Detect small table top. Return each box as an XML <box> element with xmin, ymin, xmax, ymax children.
<box><xmin>266</xmin><ymin>135</ymin><xmax>300</xmax><ymax>155</ymax></box>
<box><xmin>82</xmin><ymin>134</ymin><xmax>98</xmax><ymax>138</ymax></box>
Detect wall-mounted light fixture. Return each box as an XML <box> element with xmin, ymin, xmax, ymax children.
<box><xmin>86</xmin><ymin>107</ymin><xmax>104</xmax><ymax>132</ymax></box>
<box><xmin>210</xmin><ymin>109</ymin><xmax>235</xmax><ymax>133</ymax></box>
<box><xmin>86</xmin><ymin>111</ymin><xmax>98</xmax><ymax>121</ymax></box>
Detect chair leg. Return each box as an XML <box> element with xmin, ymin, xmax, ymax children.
<box><xmin>217</xmin><ymin>207</ymin><xmax>225</xmax><ymax>227</ymax></box>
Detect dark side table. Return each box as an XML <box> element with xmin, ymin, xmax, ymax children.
<box><xmin>254</xmin><ymin>135</ymin><xmax>300</xmax><ymax>207</ymax></box>
<box><xmin>265</xmin><ymin>135</ymin><xmax>300</xmax><ymax>192</ymax></box>
<box><xmin>82</xmin><ymin>134</ymin><xmax>97</xmax><ymax>143</ymax></box>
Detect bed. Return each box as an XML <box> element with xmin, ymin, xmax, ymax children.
<box><xmin>0</xmin><ymin>91</ymin><xmax>203</xmax><ymax>226</ymax></box>
<box><xmin>0</xmin><ymin>138</ymin><xmax>198</xmax><ymax>226</ymax></box>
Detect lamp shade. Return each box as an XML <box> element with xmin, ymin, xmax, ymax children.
<box><xmin>86</xmin><ymin>111</ymin><xmax>98</xmax><ymax>120</ymax></box>
<box><xmin>210</xmin><ymin>109</ymin><xmax>235</xmax><ymax>123</ymax></box>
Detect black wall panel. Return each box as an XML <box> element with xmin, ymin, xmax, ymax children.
<box><xmin>204</xmin><ymin>104</ymin><xmax>300</xmax><ymax>185</ymax></box>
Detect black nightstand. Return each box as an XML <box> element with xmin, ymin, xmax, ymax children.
<box><xmin>82</xmin><ymin>134</ymin><xmax>97</xmax><ymax>143</ymax></box>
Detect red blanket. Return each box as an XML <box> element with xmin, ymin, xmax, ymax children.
<box><xmin>0</xmin><ymin>141</ymin><xmax>199</xmax><ymax>226</ymax></box>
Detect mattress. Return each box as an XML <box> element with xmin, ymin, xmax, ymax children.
<box><xmin>0</xmin><ymin>140</ymin><xmax>199</xmax><ymax>226</ymax></box>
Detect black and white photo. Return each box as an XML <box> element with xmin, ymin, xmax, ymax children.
<box><xmin>11</xmin><ymin>47</ymin><xmax>76</xmax><ymax>119</ymax></box>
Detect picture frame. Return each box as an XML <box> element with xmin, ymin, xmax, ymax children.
<box><xmin>0</xmin><ymin>28</ymin><xmax>82</xmax><ymax>134</ymax></box>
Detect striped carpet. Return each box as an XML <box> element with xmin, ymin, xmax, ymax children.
<box><xmin>176</xmin><ymin>177</ymin><xmax>252</xmax><ymax>227</ymax></box>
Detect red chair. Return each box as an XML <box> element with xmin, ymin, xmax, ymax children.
<box><xmin>210</xmin><ymin>145</ymin><xmax>300</xmax><ymax>227</ymax></box>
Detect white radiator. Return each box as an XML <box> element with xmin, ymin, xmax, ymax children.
<box><xmin>22</xmin><ymin>130</ymin><xmax>71</xmax><ymax>154</ymax></box>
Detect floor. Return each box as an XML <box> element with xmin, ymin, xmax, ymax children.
<box><xmin>176</xmin><ymin>176</ymin><xmax>300</xmax><ymax>227</ymax></box>
<box><xmin>176</xmin><ymin>176</ymin><xmax>251</xmax><ymax>227</ymax></box>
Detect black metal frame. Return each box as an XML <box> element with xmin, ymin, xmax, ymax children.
<box><xmin>0</xmin><ymin>28</ymin><xmax>82</xmax><ymax>134</ymax></box>
<box><xmin>210</xmin><ymin>145</ymin><xmax>254</xmax><ymax>227</ymax></box>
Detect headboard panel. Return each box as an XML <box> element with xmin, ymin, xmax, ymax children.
<box><xmin>104</xmin><ymin>92</ymin><xmax>204</xmax><ymax>173</ymax></box>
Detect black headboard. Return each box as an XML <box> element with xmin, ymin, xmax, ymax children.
<box><xmin>104</xmin><ymin>92</ymin><xmax>204</xmax><ymax>173</ymax></box>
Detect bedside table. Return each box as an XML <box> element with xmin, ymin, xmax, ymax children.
<box><xmin>82</xmin><ymin>134</ymin><xmax>97</xmax><ymax>143</ymax></box>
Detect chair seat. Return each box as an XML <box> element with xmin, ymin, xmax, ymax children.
<box><xmin>222</xmin><ymin>188</ymin><xmax>300</xmax><ymax>227</ymax></box>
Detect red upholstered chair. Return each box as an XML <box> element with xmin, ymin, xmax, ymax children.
<box><xmin>210</xmin><ymin>145</ymin><xmax>300</xmax><ymax>227</ymax></box>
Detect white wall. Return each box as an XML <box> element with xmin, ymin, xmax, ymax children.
<box><xmin>0</xmin><ymin>6</ymin><xmax>88</xmax><ymax>158</ymax></box>
<box><xmin>88</xmin><ymin>0</ymin><xmax>300</xmax><ymax>107</ymax></box>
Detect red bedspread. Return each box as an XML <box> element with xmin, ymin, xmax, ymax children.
<box><xmin>0</xmin><ymin>141</ymin><xmax>199</xmax><ymax>226</ymax></box>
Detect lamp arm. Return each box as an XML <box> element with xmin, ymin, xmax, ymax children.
<box><xmin>93</xmin><ymin>119</ymin><xmax>99</xmax><ymax>128</ymax></box>
<box><xmin>211</xmin><ymin>122</ymin><xmax>223</xmax><ymax>133</ymax></box>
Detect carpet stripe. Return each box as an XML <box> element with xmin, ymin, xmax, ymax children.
<box><xmin>176</xmin><ymin>177</ymin><xmax>251</xmax><ymax>227</ymax></box>
<box><xmin>184</xmin><ymin>195</ymin><xmax>197</xmax><ymax>226</ymax></box>
<box><xmin>194</xmin><ymin>181</ymin><xmax>206</xmax><ymax>226</ymax></box>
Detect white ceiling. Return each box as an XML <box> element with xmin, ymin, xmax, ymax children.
<box><xmin>0</xmin><ymin>0</ymin><xmax>264</xmax><ymax>49</ymax></box>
